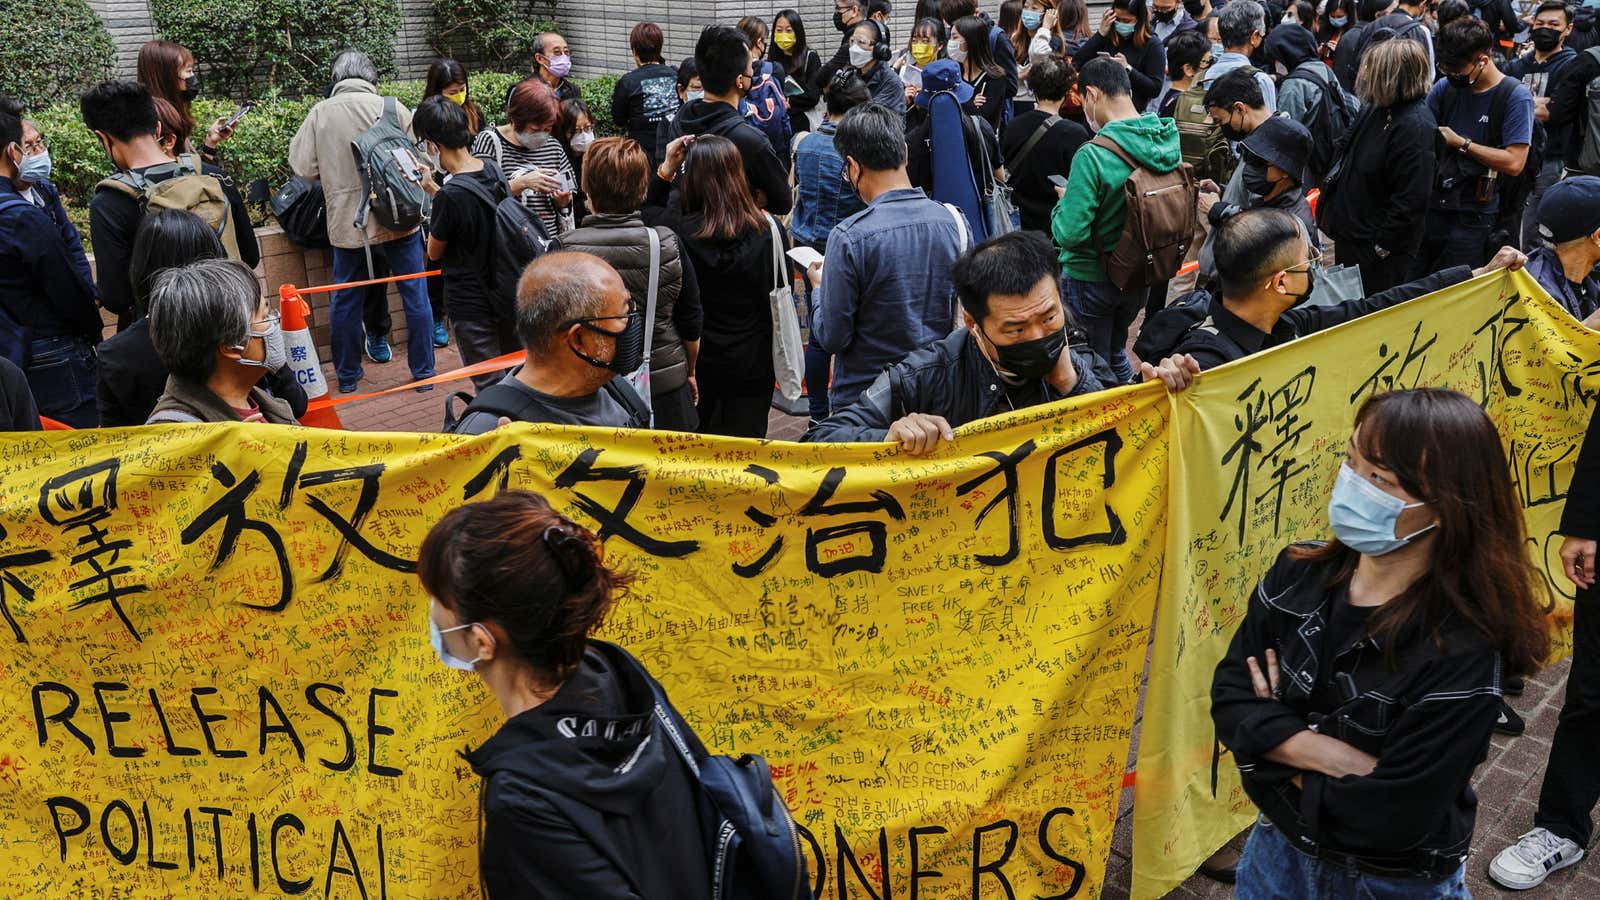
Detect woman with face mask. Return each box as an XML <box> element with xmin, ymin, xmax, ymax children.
<box><xmin>1316</xmin><ymin>0</ymin><xmax>1355</xmax><ymax>60</ymax></box>
<box><xmin>424</xmin><ymin>58</ymin><xmax>484</xmax><ymax>135</ymax></box>
<box><xmin>1212</xmin><ymin>388</ymin><xmax>1551</xmax><ymax>900</ymax></box>
<box><xmin>1071</xmin><ymin>0</ymin><xmax>1168</xmax><ymax>111</ymax></box>
<box><xmin>472</xmin><ymin>78</ymin><xmax>576</xmax><ymax>237</ymax></box>
<box><xmin>1010</xmin><ymin>0</ymin><xmax>1071</xmax><ymax>115</ymax></box>
<box><xmin>951</xmin><ymin>15</ymin><xmax>1013</xmax><ymax>130</ymax></box>
<box><xmin>135</xmin><ymin>39</ymin><xmax>235</xmax><ymax>161</ymax></box>
<box><xmin>645</xmin><ymin>134</ymin><xmax>784</xmax><ymax>438</ymax></box>
<box><xmin>894</xmin><ymin>17</ymin><xmax>947</xmax><ymax>122</ymax></box>
<box><xmin>419</xmin><ymin>490</ymin><xmax>720</xmax><ymax>899</ymax></box>
<box><xmin>770</xmin><ymin>10</ymin><xmax>824</xmax><ymax>134</ymax></box>
<box><xmin>144</xmin><ymin>258</ymin><xmax>300</xmax><ymax>424</ymax></box>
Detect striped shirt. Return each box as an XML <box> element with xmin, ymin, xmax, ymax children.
<box><xmin>470</xmin><ymin>127</ymin><xmax>575</xmax><ymax>237</ymax></box>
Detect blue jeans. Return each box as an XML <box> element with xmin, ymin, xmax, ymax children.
<box><xmin>25</xmin><ymin>335</ymin><xmax>99</xmax><ymax>428</ymax></box>
<box><xmin>1237</xmin><ymin>816</ymin><xmax>1469</xmax><ymax>900</ymax></box>
<box><xmin>1060</xmin><ymin>274</ymin><xmax>1142</xmax><ymax>384</ymax></box>
<box><xmin>331</xmin><ymin>234</ymin><xmax>434</xmax><ymax>386</ymax></box>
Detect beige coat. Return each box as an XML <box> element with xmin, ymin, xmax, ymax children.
<box><xmin>288</xmin><ymin>79</ymin><xmax>418</xmax><ymax>249</ymax></box>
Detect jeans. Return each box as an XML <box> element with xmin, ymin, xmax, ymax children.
<box><xmin>331</xmin><ymin>234</ymin><xmax>434</xmax><ymax>386</ymax></box>
<box><xmin>1237</xmin><ymin>817</ymin><xmax>1469</xmax><ymax>900</ymax></box>
<box><xmin>1521</xmin><ymin>158</ymin><xmax>1565</xmax><ymax>250</ymax></box>
<box><xmin>1060</xmin><ymin>274</ymin><xmax>1143</xmax><ymax>383</ymax></box>
<box><xmin>24</xmin><ymin>335</ymin><xmax>99</xmax><ymax>428</ymax></box>
<box><xmin>1535</xmin><ymin>583</ymin><xmax>1600</xmax><ymax>846</ymax></box>
<box><xmin>452</xmin><ymin>318</ymin><xmax>519</xmax><ymax>392</ymax></box>
<box><xmin>1413</xmin><ymin>208</ymin><xmax>1494</xmax><ymax>279</ymax></box>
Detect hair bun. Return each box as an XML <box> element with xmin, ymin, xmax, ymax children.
<box><xmin>542</xmin><ymin>522</ymin><xmax>594</xmax><ymax>589</ymax></box>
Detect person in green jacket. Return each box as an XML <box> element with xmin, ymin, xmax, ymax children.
<box><xmin>1050</xmin><ymin>58</ymin><xmax>1182</xmax><ymax>383</ymax></box>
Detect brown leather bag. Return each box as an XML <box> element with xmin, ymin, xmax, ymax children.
<box><xmin>1088</xmin><ymin>134</ymin><xmax>1198</xmax><ymax>292</ymax></box>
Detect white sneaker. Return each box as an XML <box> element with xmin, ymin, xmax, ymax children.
<box><xmin>1489</xmin><ymin>828</ymin><xmax>1585</xmax><ymax>889</ymax></box>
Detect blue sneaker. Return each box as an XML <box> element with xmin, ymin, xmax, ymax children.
<box><xmin>433</xmin><ymin>322</ymin><xmax>449</xmax><ymax>347</ymax></box>
<box><xmin>365</xmin><ymin>334</ymin><xmax>392</xmax><ymax>363</ymax></box>
<box><xmin>338</xmin><ymin>379</ymin><xmax>359</xmax><ymax>394</ymax></box>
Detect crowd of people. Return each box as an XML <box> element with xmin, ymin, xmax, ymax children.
<box><xmin>7</xmin><ymin>0</ymin><xmax>1600</xmax><ymax>894</ymax></box>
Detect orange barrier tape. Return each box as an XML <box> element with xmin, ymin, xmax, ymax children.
<box><xmin>324</xmin><ymin>351</ymin><xmax>524</xmax><ymax>406</ymax></box>
<box><xmin>289</xmin><ymin>269</ymin><xmax>442</xmax><ymax>295</ymax></box>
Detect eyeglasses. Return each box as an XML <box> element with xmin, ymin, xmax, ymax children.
<box><xmin>21</xmin><ymin>137</ymin><xmax>47</xmax><ymax>155</ymax></box>
<box><xmin>1281</xmin><ymin>246</ymin><xmax>1324</xmax><ymax>275</ymax></box>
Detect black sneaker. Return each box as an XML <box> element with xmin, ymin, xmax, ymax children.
<box><xmin>1505</xmin><ymin>675</ymin><xmax>1525</xmax><ymax>697</ymax></box>
<box><xmin>1495</xmin><ymin>701</ymin><xmax>1526</xmax><ymax>736</ymax></box>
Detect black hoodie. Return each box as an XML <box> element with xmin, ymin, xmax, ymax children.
<box><xmin>655</xmin><ymin>98</ymin><xmax>793</xmax><ymax>215</ymax></box>
<box><xmin>464</xmin><ymin>642</ymin><xmax>713</xmax><ymax>899</ymax></box>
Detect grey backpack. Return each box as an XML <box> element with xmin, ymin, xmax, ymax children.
<box><xmin>1576</xmin><ymin>48</ymin><xmax>1600</xmax><ymax>176</ymax></box>
<box><xmin>349</xmin><ymin>96</ymin><xmax>426</xmax><ymax>235</ymax></box>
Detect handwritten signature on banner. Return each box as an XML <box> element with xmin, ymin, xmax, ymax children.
<box><xmin>1131</xmin><ymin>270</ymin><xmax>1597</xmax><ymax>899</ymax></box>
<box><xmin>0</xmin><ymin>384</ymin><xmax>1169</xmax><ymax>898</ymax></box>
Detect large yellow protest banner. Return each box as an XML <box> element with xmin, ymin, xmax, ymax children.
<box><xmin>0</xmin><ymin>380</ymin><xmax>1168</xmax><ymax>897</ymax></box>
<box><xmin>1131</xmin><ymin>270</ymin><xmax>1596</xmax><ymax>899</ymax></box>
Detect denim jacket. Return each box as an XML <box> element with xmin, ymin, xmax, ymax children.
<box><xmin>790</xmin><ymin>123</ymin><xmax>866</xmax><ymax>248</ymax></box>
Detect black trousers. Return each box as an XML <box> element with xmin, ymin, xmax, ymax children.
<box><xmin>1341</xmin><ymin>240</ymin><xmax>1417</xmax><ymax>297</ymax></box>
<box><xmin>652</xmin><ymin>381</ymin><xmax>699</xmax><ymax>433</ymax></box>
<box><xmin>697</xmin><ymin>381</ymin><xmax>769</xmax><ymax>439</ymax></box>
<box><xmin>1536</xmin><ymin>583</ymin><xmax>1600</xmax><ymax>846</ymax></box>
<box><xmin>453</xmin><ymin>318</ymin><xmax>519</xmax><ymax>392</ymax></box>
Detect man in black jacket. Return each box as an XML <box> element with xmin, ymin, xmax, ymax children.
<box><xmin>804</xmin><ymin>231</ymin><xmax>1198</xmax><ymax>452</ymax></box>
<box><xmin>1158</xmin><ymin>209</ymin><xmax>1525</xmax><ymax>371</ymax></box>
<box><xmin>655</xmin><ymin>25</ymin><xmax>792</xmax><ymax>214</ymax></box>
<box><xmin>1489</xmin><ymin>406</ymin><xmax>1600</xmax><ymax>889</ymax></box>
<box><xmin>1546</xmin><ymin>25</ymin><xmax>1600</xmax><ymax>173</ymax></box>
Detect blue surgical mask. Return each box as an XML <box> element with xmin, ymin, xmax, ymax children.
<box><xmin>1022</xmin><ymin>9</ymin><xmax>1043</xmax><ymax>28</ymax></box>
<box><xmin>19</xmin><ymin>150</ymin><xmax>51</xmax><ymax>184</ymax></box>
<box><xmin>1327</xmin><ymin>464</ymin><xmax>1436</xmax><ymax>556</ymax></box>
<box><xmin>686</xmin><ymin>90</ymin><xmax>704</xmax><ymax>102</ymax></box>
<box><xmin>1114</xmin><ymin>20</ymin><xmax>1138</xmax><ymax>37</ymax></box>
<box><xmin>1329</xmin><ymin>15</ymin><xmax>1348</xmax><ymax>26</ymax></box>
<box><xmin>429</xmin><ymin>616</ymin><xmax>486</xmax><ymax>671</ymax></box>
<box><xmin>1212</xmin><ymin>41</ymin><xmax>1226</xmax><ymax>58</ymax></box>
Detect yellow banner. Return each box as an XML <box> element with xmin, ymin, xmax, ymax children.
<box><xmin>0</xmin><ymin>382</ymin><xmax>1168</xmax><ymax>897</ymax></box>
<box><xmin>1131</xmin><ymin>270</ymin><xmax>1594</xmax><ymax>899</ymax></box>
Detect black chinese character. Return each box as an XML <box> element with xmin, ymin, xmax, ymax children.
<box><xmin>956</xmin><ymin>440</ymin><xmax>1037</xmax><ymax>565</ymax></box>
<box><xmin>0</xmin><ymin>524</ymin><xmax>51</xmax><ymax>644</ymax></box>
<box><xmin>1043</xmin><ymin>430</ymin><xmax>1126</xmax><ymax>550</ymax></box>
<box><xmin>181</xmin><ymin>460</ymin><xmax>293</xmax><ymax>612</ymax></box>
<box><xmin>39</xmin><ymin>460</ymin><xmax>147</xmax><ymax>640</ymax></box>
<box><xmin>554</xmin><ymin>449</ymin><xmax>699</xmax><ymax>557</ymax></box>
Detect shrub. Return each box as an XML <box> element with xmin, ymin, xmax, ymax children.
<box><xmin>429</xmin><ymin>0</ymin><xmax>558</xmax><ymax>71</ymax></box>
<box><xmin>580</xmin><ymin>74</ymin><xmax>624</xmax><ymax>139</ymax></box>
<box><xmin>150</xmin><ymin>0</ymin><xmax>402</xmax><ymax>99</ymax></box>
<box><xmin>3</xmin><ymin>0</ymin><xmax>115</xmax><ymax>110</ymax></box>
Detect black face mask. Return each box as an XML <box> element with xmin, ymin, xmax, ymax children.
<box><xmin>1444</xmin><ymin>59</ymin><xmax>1482</xmax><ymax>89</ymax></box>
<box><xmin>570</xmin><ymin>306</ymin><xmax>645</xmax><ymax>374</ymax></box>
<box><xmin>1284</xmin><ymin>265</ymin><xmax>1318</xmax><ymax>307</ymax></box>
<box><xmin>1153</xmin><ymin>7</ymin><xmax>1179</xmax><ymax>22</ymax></box>
<box><xmin>1241</xmin><ymin>161</ymin><xmax>1277</xmax><ymax>197</ymax></box>
<box><xmin>1531</xmin><ymin>27</ymin><xmax>1563</xmax><ymax>52</ymax></box>
<box><xmin>181</xmin><ymin>74</ymin><xmax>200</xmax><ymax>101</ymax></box>
<box><xmin>984</xmin><ymin>325</ymin><xmax>1068</xmax><ymax>380</ymax></box>
<box><xmin>834</xmin><ymin>11</ymin><xmax>850</xmax><ymax>31</ymax></box>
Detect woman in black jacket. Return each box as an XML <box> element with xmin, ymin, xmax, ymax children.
<box><xmin>1072</xmin><ymin>0</ymin><xmax>1166</xmax><ymax>111</ymax></box>
<box><xmin>771</xmin><ymin>9</ymin><xmax>823</xmax><ymax>135</ymax></box>
<box><xmin>420</xmin><ymin>490</ymin><xmax>715</xmax><ymax>900</ymax></box>
<box><xmin>1317</xmin><ymin>38</ymin><xmax>1437</xmax><ymax>294</ymax></box>
<box><xmin>951</xmin><ymin>15</ymin><xmax>1012</xmax><ymax>131</ymax></box>
<box><xmin>645</xmin><ymin>134</ymin><xmax>782</xmax><ymax>439</ymax></box>
<box><xmin>96</xmin><ymin>209</ymin><xmax>307</xmax><ymax>427</ymax></box>
<box><xmin>1212</xmin><ymin>388</ymin><xmax>1550</xmax><ymax>900</ymax></box>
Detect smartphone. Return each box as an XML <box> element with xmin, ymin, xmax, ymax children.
<box><xmin>787</xmin><ymin>246</ymin><xmax>825</xmax><ymax>270</ymax></box>
<box><xmin>556</xmin><ymin>170</ymin><xmax>573</xmax><ymax>192</ymax></box>
<box><xmin>222</xmin><ymin>103</ymin><xmax>254</xmax><ymax>131</ymax></box>
<box><xmin>390</xmin><ymin>147</ymin><xmax>423</xmax><ymax>182</ymax></box>
<box><xmin>1048</xmin><ymin>174</ymin><xmax>1070</xmax><ymax>189</ymax></box>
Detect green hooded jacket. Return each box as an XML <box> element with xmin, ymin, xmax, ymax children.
<box><xmin>1050</xmin><ymin>113</ymin><xmax>1183</xmax><ymax>283</ymax></box>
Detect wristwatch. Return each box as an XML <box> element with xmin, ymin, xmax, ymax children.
<box><xmin>1460</xmin><ymin>139</ymin><xmax>1473</xmax><ymax>154</ymax></box>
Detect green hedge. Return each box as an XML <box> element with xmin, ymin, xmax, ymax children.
<box><xmin>34</xmin><ymin>72</ymin><xmax>627</xmax><ymax>226</ymax></box>
<box><xmin>5</xmin><ymin>0</ymin><xmax>116</xmax><ymax>111</ymax></box>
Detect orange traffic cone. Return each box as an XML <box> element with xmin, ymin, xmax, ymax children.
<box><xmin>279</xmin><ymin>285</ymin><xmax>344</xmax><ymax>430</ymax></box>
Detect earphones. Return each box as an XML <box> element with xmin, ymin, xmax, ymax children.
<box><xmin>867</xmin><ymin>19</ymin><xmax>893</xmax><ymax>61</ymax></box>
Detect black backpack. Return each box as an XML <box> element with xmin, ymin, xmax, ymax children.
<box><xmin>600</xmin><ymin>642</ymin><xmax>811</xmax><ymax>900</ymax></box>
<box><xmin>1281</xmin><ymin>65</ymin><xmax>1355</xmax><ymax>185</ymax></box>
<box><xmin>443</xmin><ymin>377</ymin><xmax>651</xmax><ymax>433</ymax></box>
<box><xmin>269</xmin><ymin>175</ymin><xmax>331</xmax><ymax>249</ymax></box>
<box><xmin>1132</xmin><ymin>289</ymin><xmax>1249</xmax><ymax>363</ymax></box>
<box><xmin>1433</xmin><ymin>76</ymin><xmax>1521</xmax><ymax>213</ymax></box>
<box><xmin>451</xmin><ymin>162</ymin><xmax>556</xmax><ymax>321</ymax></box>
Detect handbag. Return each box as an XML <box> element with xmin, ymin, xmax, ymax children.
<box><xmin>268</xmin><ymin>175</ymin><xmax>331</xmax><ymax>249</ymax></box>
<box><xmin>621</xmin><ymin>227</ymin><xmax>661</xmax><ymax>425</ymax></box>
<box><xmin>765</xmin><ymin>214</ymin><xmax>805</xmax><ymax>402</ymax></box>
<box><xmin>971</xmin><ymin>115</ymin><xmax>1017</xmax><ymax>236</ymax></box>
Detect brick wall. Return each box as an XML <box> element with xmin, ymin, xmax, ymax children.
<box><xmin>89</xmin><ymin>0</ymin><xmax>158</xmax><ymax>77</ymax></box>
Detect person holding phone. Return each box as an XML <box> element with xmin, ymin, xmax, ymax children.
<box><xmin>135</xmin><ymin>39</ymin><xmax>237</xmax><ymax>162</ymax></box>
<box><xmin>1002</xmin><ymin>57</ymin><xmax>1089</xmax><ymax>234</ymax></box>
<box><xmin>472</xmin><ymin>79</ymin><xmax>576</xmax><ymax>238</ymax></box>
<box><xmin>1071</xmin><ymin>0</ymin><xmax>1167</xmax><ymax>111</ymax></box>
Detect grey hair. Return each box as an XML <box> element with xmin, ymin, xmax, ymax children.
<box><xmin>834</xmin><ymin>103</ymin><xmax>909</xmax><ymax>172</ymax></box>
<box><xmin>148</xmin><ymin>258</ymin><xmax>260</xmax><ymax>382</ymax></box>
<box><xmin>330</xmin><ymin>50</ymin><xmax>379</xmax><ymax>85</ymax></box>
<box><xmin>1218</xmin><ymin>0</ymin><xmax>1265</xmax><ymax>48</ymax></box>
<box><xmin>514</xmin><ymin>252</ymin><xmax>611</xmax><ymax>352</ymax></box>
<box><xmin>1354</xmin><ymin>36</ymin><xmax>1433</xmax><ymax>108</ymax></box>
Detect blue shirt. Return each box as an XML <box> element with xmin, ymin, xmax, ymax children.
<box><xmin>813</xmin><ymin>187</ymin><xmax>966</xmax><ymax>410</ymax></box>
<box><xmin>0</xmin><ymin>176</ymin><xmax>100</xmax><ymax>342</ymax></box>
<box><xmin>1426</xmin><ymin>75</ymin><xmax>1535</xmax><ymax>212</ymax></box>
<box><xmin>790</xmin><ymin>123</ymin><xmax>866</xmax><ymax>248</ymax></box>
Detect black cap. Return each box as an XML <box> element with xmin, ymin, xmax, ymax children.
<box><xmin>1539</xmin><ymin>176</ymin><xmax>1600</xmax><ymax>244</ymax></box>
<box><xmin>1240</xmin><ymin>114</ymin><xmax>1312</xmax><ymax>185</ymax></box>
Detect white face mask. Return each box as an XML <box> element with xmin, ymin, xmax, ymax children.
<box><xmin>947</xmin><ymin>39</ymin><xmax>967</xmax><ymax>63</ymax></box>
<box><xmin>517</xmin><ymin>130</ymin><xmax>551</xmax><ymax>151</ymax></box>
<box><xmin>850</xmin><ymin>44</ymin><xmax>876</xmax><ymax>67</ymax></box>
<box><xmin>235</xmin><ymin>314</ymin><xmax>287</xmax><ymax>370</ymax></box>
<box><xmin>570</xmin><ymin>129</ymin><xmax>595</xmax><ymax>152</ymax></box>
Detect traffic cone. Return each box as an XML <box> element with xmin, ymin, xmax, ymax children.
<box><xmin>279</xmin><ymin>284</ymin><xmax>344</xmax><ymax>430</ymax></box>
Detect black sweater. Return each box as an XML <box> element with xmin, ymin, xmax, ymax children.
<box><xmin>772</xmin><ymin>47</ymin><xmax>823</xmax><ymax>134</ymax></box>
<box><xmin>1001</xmin><ymin>110</ymin><xmax>1089</xmax><ymax>234</ymax></box>
<box><xmin>1318</xmin><ymin>99</ymin><xmax>1438</xmax><ymax>254</ymax></box>
<box><xmin>1073</xmin><ymin>33</ymin><xmax>1168</xmax><ymax>112</ymax></box>
<box><xmin>655</xmin><ymin>99</ymin><xmax>793</xmax><ymax>215</ymax></box>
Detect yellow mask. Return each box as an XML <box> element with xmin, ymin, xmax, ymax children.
<box><xmin>910</xmin><ymin>42</ymin><xmax>937</xmax><ymax>65</ymax></box>
<box><xmin>445</xmin><ymin>91</ymin><xmax>467</xmax><ymax>106</ymax></box>
<box><xmin>774</xmin><ymin>32</ymin><xmax>797</xmax><ymax>51</ymax></box>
